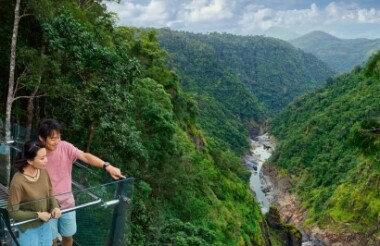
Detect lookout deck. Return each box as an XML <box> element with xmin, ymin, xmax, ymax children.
<box><xmin>0</xmin><ymin>122</ymin><xmax>134</xmax><ymax>245</ymax></box>
<box><xmin>0</xmin><ymin>165</ymin><xmax>134</xmax><ymax>246</ymax></box>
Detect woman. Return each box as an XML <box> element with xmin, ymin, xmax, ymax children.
<box><xmin>8</xmin><ymin>140</ymin><xmax>61</xmax><ymax>245</ymax></box>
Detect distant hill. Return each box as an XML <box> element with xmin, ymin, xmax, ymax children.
<box><xmin>157</xmin><ymin>29</ymin><xmax>334</xmax><ymax>150</ymax></box>
<box><xmin>158</xmin><ymin>29</ymin><xmax>334</xmax><ymax>115</ymax></box>
<box><xmin>263</xmin><ymin>26</ymin><xmax>301</xmax><ymax>41</ymax></box>
<box><xmin>290</xmin><ymin>31</ymin><xmax>380</xmax><ymax>73</ymax></box>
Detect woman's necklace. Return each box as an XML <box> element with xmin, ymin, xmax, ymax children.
<box><xmin>23</xmin><ymin>169</ymin><xmax>39</xmax><ymax>180</ymax></box>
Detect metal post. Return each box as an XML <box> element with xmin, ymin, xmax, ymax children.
<box><xmin>107</xmin><ymin>179</ymin><xmax>131</xmax><ymax>246</ymax></box>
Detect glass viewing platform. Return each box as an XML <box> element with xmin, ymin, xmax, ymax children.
<box><xmin>0</xmin><ymin>122</ymin><xmax>134</xmax><ymax>245</ymax></box>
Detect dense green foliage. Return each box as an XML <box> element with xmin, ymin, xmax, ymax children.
<box><xmin>2</xmin><ymin>1</ymin><xmax>347</xmax><ymax>244</ymax></box>
<box><xmin>158</xmin><ymin>29</ymin><xmax>335</xmax><ymax>116</ymax></box>
<box><xmin>290</xmin><ymin>31</ymin><xmax>380</xmax><ymax>73</ymax></box>
<box><xmin>270</xmin><ymin>53</ymin><xmax>380</xmax><ymax>238</ymax></box>
<box><xmin>1</xmin><ymin>1</ymin><xmax>272</xmax><ymax>245</ymax></box>
<box><xmin>156</xmin><ymin>29</ymin><xmax>334</xmax><ymax>156</ymax></box>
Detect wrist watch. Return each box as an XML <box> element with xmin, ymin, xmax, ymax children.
<box><xmin>103</xmin><ymin>162</ymin><xmax>111</xmax><ymax>170</ymax></box>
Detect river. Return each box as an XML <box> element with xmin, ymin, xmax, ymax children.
<box><xmin>244</xmin><ymin>133</ymin><xmax>274</xmax><ymax>214</ymax></box>
<box><xmin>245</xmin><ymin>134</ymin><xmax>322</xmax><ymax>246</ymax></box>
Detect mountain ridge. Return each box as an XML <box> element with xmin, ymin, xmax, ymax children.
<box><xmin>156</xmin><ymin>29</ymin><xmax>335</xmax><ymax>154</ymax></box>
<box><xmin>158</xmin><ymin>29</ymin><xmax>335</xmax><ymax>115</ymax></box>
<box><xmin>290</xmin><ymin>30</ymin><xmax>380</xmax><ymax>73</ymax></box>
<box><xmin>291</xmin><ymin>30</ymin><xmax>340</xmax><ymax>42</ymax></box>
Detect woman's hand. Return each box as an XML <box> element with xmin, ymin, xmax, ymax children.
<box><xmin>51</xmin><ymin>207</ymin><xmax>61</xmax><ymax>219</ymax></box>
<box><xmin>37</xmin><ymin>212</ymin><xmax>51</xmax><ymax>222</ymax></box>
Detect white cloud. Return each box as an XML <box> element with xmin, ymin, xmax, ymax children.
<box><xmin>325</xmin><ymin>2</ymin><xmax>380</xmax><ymax>24</ymax></box>
<box><xmin>238</xmin><ymin>5</ymin><xmax>274</xmax><ymax>32</ymax></box>
<box><xmin>320</xmin><ymin>2</ymin><xmax>380</xmax><ymax>24</ymax></box>
<box><xmin>106</xmin><ymin>0</ymin><xmax>380</xmax><ymax>38</ymax></box>
<box><xmin>106</xmin><ymin>0</ymin><xmax>171</xmax><ymax>27</ymax></box>
<box><xmin>238</xmin><ymin>3</ymin><xmax>321</xmax><ymax>34</ymax></box>
<box><xmin>176</xmin><ymin>0</ymin><xmax>234</xmax><ymax>23</ymax></box>
<box><xmin>275</xmin><ymin>3</ymin><xmax>320</xmax><ymax>26</ymax></box>
<box><xmin>238</xmin><ymin>2</ymin><xmax>380</xmax><ymax>35</ymax></box>
<box><xmin>325</xmin><ymin>2</ymin><xmax>341</xmax><ymax>19</ymax></box>
<box><xmin>356</xmin><ymin>8</ymin><xmax>380</xmax><ymax>23</ymax></box>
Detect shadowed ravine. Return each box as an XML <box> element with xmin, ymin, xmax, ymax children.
<box><xmin>245</xmin><ymin>134</ymin><xmax>321</xmax><ymax>245</ymax></box>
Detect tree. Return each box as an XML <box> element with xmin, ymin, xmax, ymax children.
<box><xmin>4</xmin><ymin>0</ymin><xmax>22</xmax><ymax>184</ymax></box>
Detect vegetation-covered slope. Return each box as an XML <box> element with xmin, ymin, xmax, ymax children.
<box><xmin>270</xmin><ymin>53</ymin><xmax>380</xmax><ymax>242</ymax></box>
<box><xmin>290</xmin><ymin>31</ymin><xmax>380</xmax><ymax>73</ymax></box>
<box><xmin>158</xmin><ymin>29</ymin><xmax>335</xmax><ymax>116</ymax></box>
<box><xmin>1</xmin><ymin>1</ymin><xmax>284</xmax><ymax>245</ymax></box>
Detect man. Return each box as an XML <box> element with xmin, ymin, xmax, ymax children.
<box><xmin>38</xmin><ymin>118</ymin><xmax>124</xmax><ymax>246</ymax></box>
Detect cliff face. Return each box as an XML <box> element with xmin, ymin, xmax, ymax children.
<box><xmin>263</xmin><ymin>164</ymin><xmax>380</xmax><ymax>246</ymax></box>
<box><xmin>264</xmin><ymin>206</ymin><xmax>302</xmax><ymax>246</ymax></box>
<box><xmin>268</xmin><ymin>53</ymin><xmax>380</xmax><ymax>245</ymax></box>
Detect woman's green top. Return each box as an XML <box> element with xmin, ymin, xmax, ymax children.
<box><xmin>8</xmin><ymin>169</ymin><xmax>59</xmax><ymax>232</ymax></box>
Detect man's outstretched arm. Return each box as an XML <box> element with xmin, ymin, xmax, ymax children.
<box><xmin>78</xmin><ymin>151</ymin><xmax>125</xmax><ymax>179</ymax></box>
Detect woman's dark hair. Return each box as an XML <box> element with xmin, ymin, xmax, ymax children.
<box><xmin>13</xmin><ymin>140</ymin><xmax>45</xmax><ymax>172</ymax></box>
<box><xmin>38</xmin><ymin>118</ymin><xmax>61</xmax><ymax>140</ymax></box>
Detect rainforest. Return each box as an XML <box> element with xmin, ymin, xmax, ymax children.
<box><xmin>1</xmin><ymin>1</ymin><xmax>379</xmax><ymax>245</ymax></box>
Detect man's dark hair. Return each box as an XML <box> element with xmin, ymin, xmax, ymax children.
<box><xmin>38</xmin><ymin>118</ymin><xmax>62</xmax><ymax>139</ymax></box>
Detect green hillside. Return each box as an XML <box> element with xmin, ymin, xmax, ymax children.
<box><xmin>1</xmin><ymin>1</ymin><xmax>300</xmax><ymax>245</ymax></box>
<box><xmin>270</xmin><ymin>52</ymin><xmax>380</xmax><ymax>240</ymax></box>
<box><xmin>156</xmin><ymin>29</ymin><xmax>334</xmax><ymax>158</ymax></box>
<box><xmin>290</xmin><ymin>31</ymin><xmax>380</xmax><ymax>73</ymax></box>
<box><xmin>158</xmin><ymin>29</ymin><xmax>335</xmax><ymax>116</ymax></box>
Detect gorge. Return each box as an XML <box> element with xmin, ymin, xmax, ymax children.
<box><xmin>2</xmin><ymin>4</ymin><xmax>379</xmax><ymax>243</ymax></box>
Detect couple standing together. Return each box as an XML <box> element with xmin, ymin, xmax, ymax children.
<box><xmin>8</xmin><ymin>119</ymin><xmax>124</xmax><ymax>246</ymax></box>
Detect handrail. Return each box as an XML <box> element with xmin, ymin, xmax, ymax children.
<box><xmin>12</xmin><ymin>177</ymin><xmax>105</xmax><ymax>226</ymax></box>
<box><xmin>11</xmin><ymin>179</ymin><xmax>133</xmax><ymax>227</ymax></box>
<box><xmin>102</xmin><ymin>199</ymin><xmax>120</xmax><ymax>208</ymax></box>
<box><xmin>102</xmin><ymin>196</ymin><xmax>132</xmax><ymax>208</ymax></box>
<box><xmin>12</xmin><ymin>198</ymin><xmax>102</xmax><ymax>227</ymax></box>
<box><xmin>59</xmin><ymin>198</ymin><xmax>102</xmax><ymax>214</ymax></box>
<box><xmin>0</xmin><ymin>124</ymin><xmax>134</xmax><ymax>245</ymax></box>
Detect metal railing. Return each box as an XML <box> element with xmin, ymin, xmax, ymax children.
<box><xmin>1</xmin><ymin>173</ymin><xmax>134</xmax><ymax>245</ymax></box>
<box><xmin>0</xmin><ymin>122</ymin><xmax>134</xmax><ymax>245</ymax></box>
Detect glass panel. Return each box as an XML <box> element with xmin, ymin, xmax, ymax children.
<box><xmin>5</xmin><ymin>177</ymin><xmax>133</xmax><ymax>245</ymax></box>
<box><xmin>74</xmin><ymin>178</ymin><xmax>134</xmax><ymax>245</ymax></box>
<box><xmin>0</xmin><ymin>121</ymin><xmax>34</xmax><ymax>186</ymax></box>
<box><xmin>0</xmin><ymin>143</ymin><xmax>10</xmax><ymax>187</ymax></box>
<box><xmin>0</xmin><ymin>121</ymin><xmax>134</xmax><ymax>245</ymax></box>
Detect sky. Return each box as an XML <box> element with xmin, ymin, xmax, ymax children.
<box><xmin>105</xmin><ymin>0</ymin><xmax>380</xmax><ymax>40</ymax></box>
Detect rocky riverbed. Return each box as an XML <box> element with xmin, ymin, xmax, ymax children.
<box><xmin>245</xmin><ymin>134</ymin><xmax>340</xmax><ymax>245</ymax></box>
<box><xmin>262</xmin><ymin>157</ymin><xmax>380</xmax><ymax>246</ymax></box>
<box><xmin>244</xmin><ymin>133</ymin><xmax>275</xmax><ymax>214</ymax></box>
<box><xmin>246</xmin><ymin>133</ymin><xmax>380</xmax><ymax>245</ymax></box>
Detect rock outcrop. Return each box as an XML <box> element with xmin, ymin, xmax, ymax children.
<box><xmin>263</xmin><ymin>164</ymin><xmax>380</xmax><ymax>246</ymax></box>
